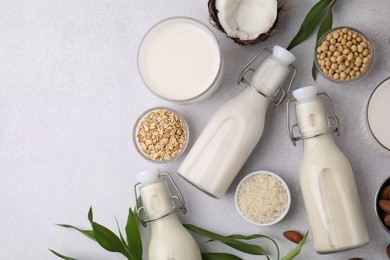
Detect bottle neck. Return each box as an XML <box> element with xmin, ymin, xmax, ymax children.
<box><xmin>250</xmin><ymin>56</ymin><xmax>290</xmax><ymax>97</ymax></box>
<box><xmin>302</xmin><ymin>133</ymin><xmax>335</xmax><ymax>149</ymax></box>
<box><xmin>140</xmin><ymin>179</ymin><xmax>174</xmax><ymax>220</ymax></box>
<box><xmin>141</xmin><ymin>184</ymin><xmax>184</xmax><ymax>237</ymax></box>
<box><xmin>149</xmin><ymin>213</ymin><xmax>182</xmax><ymax>231</ymax></box>
<box><xmin>239</xmin><ymin>87</ymin><xmax>270</xmax><ymax>108</ymax></box>
<box><xmin>296</xmin><ymin>96</ymin><xmax>329</xmax><ymax>138</ymax></box>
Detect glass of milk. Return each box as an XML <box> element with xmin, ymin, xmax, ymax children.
<box><xmin>138</xmin><ymin>17</ymin><xmax>224</xmax><ymax>104</ymax></box>
<box><xmin>365</xmin><ymin>77</ymin><xmax>390</xmax><ymax>157</ymax></box>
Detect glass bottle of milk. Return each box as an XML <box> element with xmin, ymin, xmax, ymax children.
<box><xmin>287</xmin><ymin>86</ymin><xmax>369</xmax><ymax>253</ymax></box>
<box><xmin>134</xmin><ymin>169</ymin><xmax>202</xmax><ymax>260</ymax></box>
<box><xmin>178</xmin><ymin>45</ymin><xmax>296</xmax><ymax>198</ymax></box>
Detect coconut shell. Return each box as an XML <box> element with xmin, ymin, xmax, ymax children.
<box><xmin>208</xmin><ymin>0</ymin><xmax>289</xmax><ymax>46</ymax></box>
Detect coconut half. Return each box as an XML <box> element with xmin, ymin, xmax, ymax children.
<box><xmin>208</xmin><ymin>0</ymin><xmax>287</xmax><ymax>45</ymax></box>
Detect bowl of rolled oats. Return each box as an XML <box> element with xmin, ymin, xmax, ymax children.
<box><xmin>133</xmin><ymin>106</ymin><xmax>189</xmax><ymax>163</ymax></box>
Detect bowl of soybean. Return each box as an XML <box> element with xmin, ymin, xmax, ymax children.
<box><xmin>315</xmin><ymin>27</ymin><xmax>374</xmax><ymax>83</ymax></box>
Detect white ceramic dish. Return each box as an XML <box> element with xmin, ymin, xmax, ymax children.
<box><xmin>133</xmin><ymin>106</ymin><xmax>189</xmax><ymax>163</ymax></box>
<box><xmin>365</xmin><ymin>77</ymin><xmax>390</xmax><ymax>156</ymax></box>
<box><xmin>235</xmin><ymin>170</ymin><xmax>291</xmax><ymax>226</ymax></box>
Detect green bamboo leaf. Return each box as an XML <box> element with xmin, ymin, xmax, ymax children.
<box><xmin>115</xmin><ymin>218</ymin><xmax>134</xmax><ymax>260</ymax></box>
<box><xmin>56</xmin><ymin>224</ymin><xmax>96</xmax><ymax>241</ymax></box>
<box><xmin>287</xmin><ymin>0</ymin><xmax>333</xmax><ymax>50</ymax></box>
<box><xmin>316</xmin><ymin>1</ymin><xmax>336</xmax><ymax>41</ymax></box>
<box><xmin>312</xmin><ymin>0</ymin><xmax>337</xmax><ymax>80</ymax></box>
<box><xmin>184</xmin><ymin>224</ymin><xmax>268</xmax><ymax>256</ymax></box>
<box><xmin>225</xmin><ymin>234</ymin><xmax>279</xmax><ymax>260</ymax></box>
<box><xmin>312</xmin><ymin>60</ymin><xmax>318</xmax><ymax>81</ymax></box>
<box><xmin>126</xmin><ymin>208</ymin><xmax>143</xmax><ymax>260</ymax></box>
<box><xmin>49</xmin><ymin>249</ymin><xmax>77</xmax><ymax>260</ymax></box>
<box><xmin>88</xmin><ymin>207</ymin><xmax>93</xmax><ymax>225</ymax></box>
<box><xmin>281</xmin><ymin>229</ymin><xmax>310</xmax><ymax>260</ymax></box>
<box><xmin>92</xmin><ymin>221</ymin><xmax>129</xmax><ymax>257</ymax></box>
<box><xmin>201</xmin><ymin>253</ymin><xmax>243</xmax><ymax>260</ymax></box>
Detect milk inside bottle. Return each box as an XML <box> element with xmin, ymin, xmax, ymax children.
<box><xmin>179</xmin><ymin>46</ymin><xmax>296</xmax><ymax>198</ymax></box>
<box><xmin>135</xmin><ymin>169</ymin><xmax>202</xmax><ymax>260</ymax></box>
<box><xmin>287</xmin><ymin>86</ymin><xmax>369</xmax><ymax>253</ymax></box>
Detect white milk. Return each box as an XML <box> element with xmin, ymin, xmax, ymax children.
<box><xmin>138</xmin><ymin>17</ymin><xmax>223</xmax><ymax>103</ymax></box>
<box><xmin>137</xmin><ymin>169</ymin><xmax>202</xmax><ymax>260</ymax></box>
<box><xmin>293</xmin><ymin>86</ymin><xmax>369</xmax><ymax>253</ymax></box>
<box><xmin>367</xmin><ymin>77</ymin><xmax>390</xmax><ymax>152</ymax></box>
<box><xmin>179</xmin><ymin>46</ymin><xmax>295</xmax><ymax>198</ymax></box>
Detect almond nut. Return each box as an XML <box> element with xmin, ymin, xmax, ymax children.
<box><xmin>379</xmin><ymin>200</ymin><xmax>390</xmax><ymax>214</ymax></box>
<box><xmin>381</xmin><ymin>185</ymin><xmax>390</xmax><ymax>199</ymax></box>
<box><xmin>384</xmin><ymin>214</ymin><xmax>390</xmax><ymax>227</ymax></box>
<box><xmin>283</xmin><ymin>230</ymin><xmax>303</xmax><ymax>244</ymax></box>
<box><xmin>387</xmin><ymin>243</ymin><xmax>390</xmax><ymax>258</ymax></box>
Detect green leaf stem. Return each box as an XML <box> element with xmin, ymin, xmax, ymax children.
<box><xmin>88</xmin><ymin>206</ymin><xmax>93</xmax><ymax>225</ymax></box>
<box><xmin>184</xmin><ymin>224</ymin><xmax>268</xmax><ymax>256</ymax></box>
<box><xmin>225</xmin><ymin>234</ymin><xmax>280</xmax><ymax>260</ymax></box>
<box><xmin>49</xmin><ymin>249</ymin><xmax>77</xmax><ymax>260</ymax></box>
<box><xmin>56</xmin><ymin>224</ymin><xmax>96</xmax><ymax>241</ymax></box>
<box><xmin>115</xmin><ymin>218</ymin><xmax>133</xmax><ymax>259</ymax></box>
<box><xmin>312</xmin><ymin>0</ymin><xmax>338</xmax><ymax>80</ymax></box>
<box><xmin>287</xmin><ymin>0</ymin><xmax>333</xmax><ymax>50</ymax></box>
<box><xmin>92</xmin><ymin>221</ymin><xmax>130</xmax><ymax>258</ymax></box>
<box><xmin>281</xmin><ymin>229</ymin><xmax>310</xmax><ymax>260</ymax></box>
<box><xmin>316</xmin><ymin>0</ymin><xmax>336</xmax><ymax>41</ymax></box>
<box><xmin>201</xmin><ymin>253</ymin><xmax>243</xmax><ymax>260</ymax></box>
<box><xmin>126</xmin><ymin>208</ymin><xmax>143</xmax><ymax>260</ymax></box>
<box><xmin>85</xmin><ymin>206</ymin><xmax>130</xmax><ymax>258</ymax></box>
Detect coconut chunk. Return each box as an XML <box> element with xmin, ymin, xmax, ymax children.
<box><xmin>216</xmin><ymin>0</ymin><xmax>278</xmax><ymax>41</ymax></box>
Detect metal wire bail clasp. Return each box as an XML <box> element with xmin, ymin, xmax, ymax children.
<box><xmin>134</xmin><ymin>172</ymin><xmax>187</xmax><ymax>227</ymax></box>
<box><xmin>237</xmin><ymin>48</ymin><xmax>297</xmax><ymax>108</ymax></box>
<box><xmin>287</xmin><ymin>92</ymin><xmax>340</xmax><ymax>146</ymax></box>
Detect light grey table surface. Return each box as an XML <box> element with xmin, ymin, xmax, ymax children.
<box><xmin>1</xmin><ymin>0</ymin><xmax>390</xmax><ymax>259</ymax></box>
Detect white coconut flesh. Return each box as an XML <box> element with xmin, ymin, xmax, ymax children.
<box><xmin>215</xmin><ymin>0</ymin><xmax>278</xmax><ymax>41</ymax></box>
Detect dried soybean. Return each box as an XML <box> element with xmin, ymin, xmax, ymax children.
<box><xmin>317</xmin><ymin>27</ymin><xmax>372</xmax><ymax>81</ymax></box>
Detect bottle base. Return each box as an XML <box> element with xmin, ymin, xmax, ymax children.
<box><xmin>316</xmin><ymin>240</ymin><xmax>369</xmax><ymax>254</ymax></box>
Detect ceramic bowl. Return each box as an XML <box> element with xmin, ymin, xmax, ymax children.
<box><xmin>235</xmin><ymin>170</ymin><xmax>291</xmax><ymax>226</ymax></box>
<box><xmin>133</xmin><ymin>106</ymin><xmax>189</xmax><ymax>163</ymax></box>
<box><xmin>365</xmin><ymin>77</ymin><xmax>390</xmax><ymax>157</ymax></box>
<box><xmin>315</xmin><ymin>26</ymin><xmax>374</xmax><ymax>84</ymax></box>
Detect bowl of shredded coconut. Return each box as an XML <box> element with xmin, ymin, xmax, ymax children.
<box><xmin>235</xmin><ymin>171</ymin><xmax>291</xmax><ymax>226</ymax></box>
